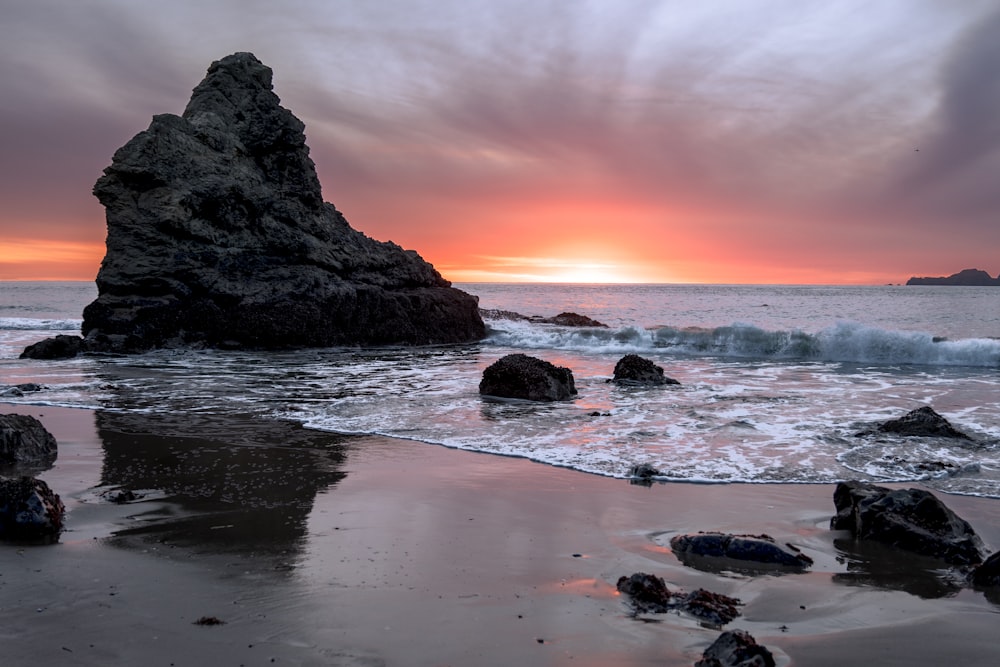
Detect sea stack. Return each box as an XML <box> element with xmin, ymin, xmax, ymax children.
<box><xmin>82</xmin><ymin>52</ymin><xmax>485</xmax><ymax>352</ymax></box>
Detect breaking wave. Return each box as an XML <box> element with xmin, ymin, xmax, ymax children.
<box><xmin>484</xmin><ymin>318</ymin><xmax>1000</xmax><ymax>368</ymax></box>
<box><xmin>0</xmin><ymin>317</ymin><xmax>82</xmax><ymax>332</ymax></box>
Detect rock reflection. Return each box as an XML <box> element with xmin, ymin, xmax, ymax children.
<box><xmin>832</xmin><ymin>538</ymin><xmax>964</xmax><ymax>599</ymax></box>
<box><xmin>96</xmin><ymin>410</ymin><xmax>351</xmax><ymax>569</ymax></box>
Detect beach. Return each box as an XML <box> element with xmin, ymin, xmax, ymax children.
<box><xmin>3</xmin><ymin>404</ymin><xmax>1000</xmax><ymax>666</ymax></box>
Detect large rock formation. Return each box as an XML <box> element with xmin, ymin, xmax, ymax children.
<box><xmin>81</xmin><ymin>52</ymin><xmax>484</xmax><ymax>352</ymax></box>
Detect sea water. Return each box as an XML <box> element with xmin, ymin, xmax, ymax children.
<box><xmin>2</xmin><ymin>281</ymin><xmax>999</xmax><ymax>497</ymax></box>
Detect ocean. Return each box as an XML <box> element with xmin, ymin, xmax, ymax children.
<box><xmin>2</xmin><ymin>280</ymin><xmax>999</xmax><ymax>497</ymax></box>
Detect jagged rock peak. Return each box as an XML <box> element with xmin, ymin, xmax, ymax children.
<box><xmin>79</xmin><ymin>52</ymin><xmax>485</xmax><ymax>353</ymax></box>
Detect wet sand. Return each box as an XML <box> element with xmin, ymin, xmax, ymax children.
<box><xmin>3</xmin><ymin>404</ymin><xmax>1000</xmax><ymax>666</ymax></box>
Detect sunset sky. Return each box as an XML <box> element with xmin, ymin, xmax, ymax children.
<box><xmin>2</xmin><ymin>1</ymin><xmax>998</xmax><ymax>284</ymax></box>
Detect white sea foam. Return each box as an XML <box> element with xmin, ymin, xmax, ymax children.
<box><xmin>3</xmin><ymin>282</ymin><xmax>999</xmax><ymax>497</ymax></box>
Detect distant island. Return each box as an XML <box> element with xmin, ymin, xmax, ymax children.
<box><xmin>906</xmin><ymin>268</ymin><xmax>1000</xmax><ymax>286</ymax></box>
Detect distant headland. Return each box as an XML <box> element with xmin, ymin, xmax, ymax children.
<box><xmin>906</xmin><ymin>268</ymin><xmax>1000</xmax><ymax>286</ymax></box>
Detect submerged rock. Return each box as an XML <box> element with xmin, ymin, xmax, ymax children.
<box><xmin>695</xmin><ymin>629</ymin><xmax>776</xmax><ymax>667</ymax></box>
<box><xmin>19</xmin><ymin>335</ymin><xmax>83</xmax><ymax>360</ymax></box>
<box><xmin>670</xmin><ymin>532</ymin><xmax>813</xmax><ymax>571</ymax></box>
<box><xmin>78</xmin><ymin>52</ymin><xmax>484</xmax><ymax>353</ymax></box>
<box><xmin>831</xmin><ymin>480</ymin><xmax>986</xmax><ymax>567</ymax></box>
<box><xmin>872</xmin><ymin>406</ymin><xmax>972</xmax><ymax>440</ymax></box>
<box><xmin>0</xmin><ymin>414</ymin><xmax>58</xmax><ymax>472</ymax></box>
<box><xmin>610</xmin><ymin>354</ymin><xmax>679</xmax><ymax>386</ymax></box>
<box><xmin>0</xmin><ymin>476</ymin><xmax>65</xmax><ymax>540</ymax></box>
<box><xmin>479</xmin><ymin>354</ymin><xmax>577</xmax><ymax>402</ymax></box>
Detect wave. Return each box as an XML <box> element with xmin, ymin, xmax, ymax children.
<box><xmin>483</xmin><ymin>318</ymin><xmax>1000</xmax><ymax>368</ymax></box>
<box><xmin>0</xmin><ymin>317</ymin><xmax>82</xmax><ymax>332</ymax></box>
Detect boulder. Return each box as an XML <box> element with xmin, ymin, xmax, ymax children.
<box><xmin>0</xmin><ymin>476</ymin><xmax>65</xmax><ymax>540</ymax></box>
<box><xmin>0</xmin><ymin>414</ymin><xmax>58</xmax><ymax>472</ymax></box>
<box><xmin>874</xmin><ymin>406</ymin><xmax>972</xmax><ymax>440</ymax></box>
<box><xmin>77</xmin><ymin>52</ymin><xmax>484</xmax><ymax>353</ymax></box>
<box><xmin>695</xmin><ymin>630</ymin><xmax>776</xmax><ymax>667</ymax></box>
<box><xmin>19</xmin><ymin>335</ymin><xmax>84</xmax><ymax>359</ymax></box>
<box><xmin>479</xmin><ymin>354</ymin><xmax>577</xmax><ymax>402</ymax></box>
<box><xmin>610</xmin><ymin>354</ymin><xmax>679</xmax><ymax>386</ymax></box>
<box><xmin>831</xmin><ymin>480</ymin><xmax>986</xmax><ymax>566</ymax></box>
<box><xmin>670</xmin><ymin>532</ymin><xmax>813</xmax><ymax>570</ymax></box>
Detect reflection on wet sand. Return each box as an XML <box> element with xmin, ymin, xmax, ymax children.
<box><xmin>95</xmin><ymin>410</ymin><xmax>352</xmax><ymax>568</ymax></box>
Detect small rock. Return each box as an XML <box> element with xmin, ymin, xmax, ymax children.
<box><xmin>0</xmin><ymin>476</ymin><xmax>65</xmax><ymax>540</ymax></box>
<box><xmin>695</xmin><ymin>629</ymin><xmax>776</xmax><ymax>667</ymax></box>
<box><xmin>670</xmin><ymin>532</ymin><xmax>813</xmax><ymax>570</ymax></box>
<box><xmin>615</xmin><ymin>572</ymin><xmax>672</xmax><ymax>613</ymax></box>
<box><xmin>679</xmin><ymin>588</ymin><xmax>743</xmax><ymax>626</ymax></box>
<box><xmin>610</xmin><ymin>354</ymin><xmax>679</xmax><ymax>386</ymax></box>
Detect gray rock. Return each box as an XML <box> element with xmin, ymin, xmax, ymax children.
<box><xmin>670</xmin><ymin>532</ymin><xmax>813</xmax><ymax>570</ymax></box>
<box><xmin>79</xmin><ymin>52</ymin><xmax>484</xmax><ymax>353</ymax></box>
<box><xmin>0</xmin><ymin>414</ymin><xmax>58</xmax><ymax>472</ymax></box>
<box><xmin>610</xmin><ymin>353</ymin><xmax>679</xmax><ymax>386</ymax></box>
<box><xmin>479</xmin><ymin>354</ymin><xmax>577</xmax><ymax>402</ymax></box>
<box><xmin>695</xmin><ymin>630</ymin><xmax>776</xmax><ymax>667</ymax></box>
<box><xmin>535</xmin><ymin>312</ymin><xmax>608</xmax><ymax>327</ymax></box>
<box><xmin>831</xmin><ymin>480</ymin><xmax>986</xmax><ymax>567</ymax></box>
<box><xmin>0</xmin><ymin>476</ymin><xmax>65</xmax><ymax>540</ymax></box>
<box><xmin>19</xmin><ymin>335</ymin><xmax>83</xmax><ymax>359</ymax></box>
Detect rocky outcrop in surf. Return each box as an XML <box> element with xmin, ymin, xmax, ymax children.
<box><xmin>479</xmin><ymin>354</ymin><xmax>577</xmax><ymax>402</ymax></box>
<box><xmin>78</xmin><ymin>52</ymin><xmax>484</xmax><ymax>353</ymax></box>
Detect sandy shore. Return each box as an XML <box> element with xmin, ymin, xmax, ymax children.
<box><xmin>2</xmin><ymin>404</ymin><xmax>1000</xmax><ymax>666</ymax></box>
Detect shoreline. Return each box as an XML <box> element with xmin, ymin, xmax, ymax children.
<box><xmin>3</xmin><ymin>404</ymin><xmax>1000</xmax><ymax>665</ymax></box>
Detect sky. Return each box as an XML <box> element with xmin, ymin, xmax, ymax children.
<box><xmin>1</xmin><ymin>0</ymin><xmax>998</xmax><ymax>284</ymax></box>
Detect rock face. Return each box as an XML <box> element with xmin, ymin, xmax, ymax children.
<box><xmin>80</xmin><ymin>52</ymin><xmax>484</xmax><ymax>352</ymax></box>
<box><xmin>670</xmin><ymin>532</ymin><xmax>813</xmax><ymax>570</ymax></box>
<box><xmin>479</xmin><ymin>354</ymin><xmax>577</xmax><ymax>401</ymax></box>
<box><xmin>874</xmin><ymin>406</ymin><xmax>972</xmax><ymax>440</ymax></box>
<box><xmin>610</xmin><ymin>354</ymin><xmax>679</xmax><ymax>386</ymax></box>
<box><xmin>831</xmin><ymin>480</ymin><xmax>986</xmax><ymax>566</ymax></box>
<box><xmin>906</xmin><ymin>268</ymin><xmax>1000</xmax><ymax>286</ymax></box>
<box><xmin>695</xmin><ymin>630</ymin><xmax>776</xmax><ymax>667</ymax></box>
<box><xmin>0</xmin><ymin>414</ymin><xmax>58</xmax><ymax>472</ymax></box>
<box><xmin>0</xmin><ymin>476</ymin><xmax>65</xmax><ymax>540</ymax></box>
